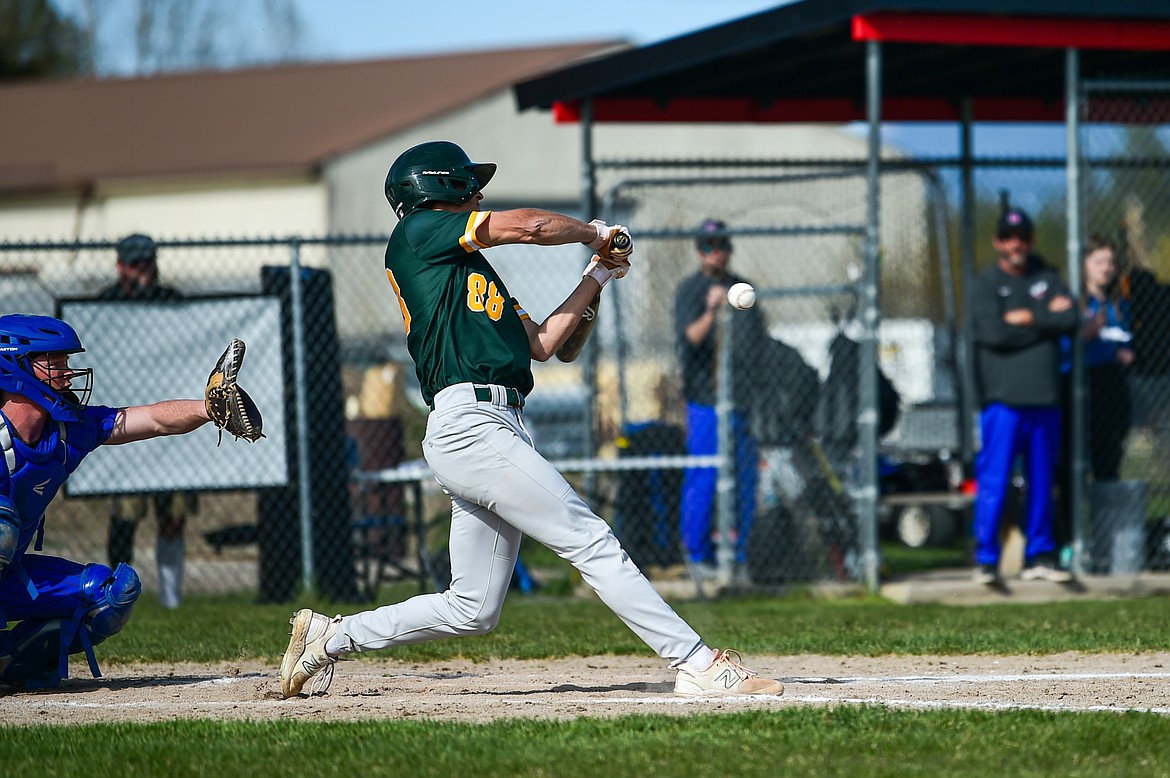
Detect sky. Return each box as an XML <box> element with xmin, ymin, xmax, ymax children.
<box><xmin>294</xmin><ymin>0</ymin><xmax>787</xmax><ymax>61</ymax></box>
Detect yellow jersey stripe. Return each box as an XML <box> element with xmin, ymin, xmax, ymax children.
<box><xmin>459</xmin><ymin>210</ymin><xmax>491</xmax><ymax>253</ymax></box>
<box><xmin>386</xmin><ymin>268</ymin><xmax>411</xmax><ymax>334</ymax></box>
<box><xmin>514</xmin><ymin>303</ymin><xmax>531</xmax><ymax>321</ymax></box>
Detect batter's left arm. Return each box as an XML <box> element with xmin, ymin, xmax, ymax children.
<box><xmin>525</xmin><ymin>277</ymin><xmax>606</xmax><ymax>362</ymax></box>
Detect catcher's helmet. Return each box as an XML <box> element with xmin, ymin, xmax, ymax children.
<box><xmin>116</xmin><ymin>234</ymin><xmax>157</xmax><ymax>265</ymax></box>
<box><xmin>0</xmin><ymin>314</ymin><xmax>93</xmax><ymax>421</ymax></box>
<box><xmin>384</xmin><ymin>141</ymin><xmax>496</xmax><ymax>219</ymax></box>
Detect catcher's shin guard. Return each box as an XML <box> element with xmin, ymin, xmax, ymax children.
<box><xmin>80</xmin><ymin>562</ymin><xmax>141</xmax><ymax>642</ymax></box>
<box><xmin>15</xmin><ymin>562</ymin><xmax>144</xmax><ymax>688</ymax></box>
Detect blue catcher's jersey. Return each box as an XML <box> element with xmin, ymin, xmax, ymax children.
<box><xmin>1</xmin><ymin>405</ymin><xmax>119</xmax><ymax>562</ymax></box>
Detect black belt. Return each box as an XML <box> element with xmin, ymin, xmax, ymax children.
<box><xmin>474</xmin><ymin>385</ymin><xmax>524</xmax><ymax>408</ymax></box>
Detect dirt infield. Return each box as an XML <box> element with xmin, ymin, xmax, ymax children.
<box><xmin>3</xmin><ymin>652</ymin><xmax>1169</xmax><ymax>725</ymax></box>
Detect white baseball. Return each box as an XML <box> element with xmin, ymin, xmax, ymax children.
<box><xmin>727</xmin><ymin>282</ymin><xmax>756</xmax><ymax>310</ymax></box>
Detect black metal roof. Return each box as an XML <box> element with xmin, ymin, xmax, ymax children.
<box><xmin>514</xmin><ymin>0</ymin><xmax>1170</xmax><ymax>122</ymax></box>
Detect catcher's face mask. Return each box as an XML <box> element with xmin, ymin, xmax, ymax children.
<box><xmin>0</xmin><ymin>314</ymin><xmax>91</xmax><ymax>421</ymax></box>
<box><xmin>29</xmin><ymin>352</ymin><xmax>93</xmax><ymax>410</ymax></box>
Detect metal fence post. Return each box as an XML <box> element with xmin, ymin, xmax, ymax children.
<box><xmin>858</xmin><ymin>39</ymin><xmax>883</xmax><ymax>592</ymax></box>
<box><xmin>289</xmin><ymin>239</ymin><xmax>315</xmax><ymax>592</ymax></box>
<box><xmin>1065</xmin><ymin>47</ymin><xmax>1086</xmax><ymax>576</ymax></box>
<box><xmin>715</xmin><ymin>306</ymin><xmax>735</xmax><ymax>583</ymax></box>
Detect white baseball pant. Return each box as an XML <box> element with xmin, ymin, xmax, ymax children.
<box><xmin>337</xmin><ymin>382</ymin><xmax>703</xmax><ymax>662</ymax></box>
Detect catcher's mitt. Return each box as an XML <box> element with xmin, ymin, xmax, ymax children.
<box><xmin>205</xmin><ymin>338</ymin><xmax>264</xmax><ymax>445</ymax></box>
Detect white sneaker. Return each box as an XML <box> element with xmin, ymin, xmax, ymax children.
<box><xmin>1020</xmin><ymin>562</ymin><xmax>1074</xmax><ymax>583</ymax></box>
<box><xmin>674</xmin><ymin>649</ymin><xmax>784</xmax><ymax>697</ymax></box>
<box><xmin>280</xmin><ymin>609</ymin><xmax>342</xmax><ymax>698</ymax></box>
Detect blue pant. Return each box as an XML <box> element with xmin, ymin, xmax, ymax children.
<box><xmin>973</xmin><ymin>404</ymin><xmax>1061</xmax><ymax>566</ymax></box>
<box><xmin>0</xmin><ymin>554</ymin><xmax>88</xmax><ymax>624</ymax></box>
<box><xmin>681</xmin><ymin>403</ymin><xmax>757</xmax><ymax>564</ymax></box>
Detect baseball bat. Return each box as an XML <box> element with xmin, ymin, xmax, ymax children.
<box><xmin>611</xmin><ymin>232</ymin><xmax>631</xmax><ymax>253</ymax></box>
<box><xmin>555</xmin><ymin>290</ymin><xmax>601</xmax><ymax>363</ymax></box>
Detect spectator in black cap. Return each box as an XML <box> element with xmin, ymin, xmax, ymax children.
<box><xmin>98</xmin><ymin>234</ymin><xmax>196</xmax><ymax>609</ymax></box>
<box><xmin>970</xmin><ymin>208</ymin><xmax>1078</xmax><ymax>585</ymax></box>
<box><xmin>673</xmin><ymin>219</ymin><xmax>770</xmax><ymax>580</ymax></box>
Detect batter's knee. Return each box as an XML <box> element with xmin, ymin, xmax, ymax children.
<box><xmin>444</xmin><ymin>590</ymin><xmax>502</xmax><ymax>636</ymax></box>
<box><xmin>80</xmin><ymin>562</ymin><xmax>141</xmax><ymax>642</ymax></box>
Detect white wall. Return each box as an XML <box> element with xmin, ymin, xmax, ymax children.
<box><xmin>0</xmin><ymin>177</ymin><xmax>326</xmax><ymax>243</ymax></box>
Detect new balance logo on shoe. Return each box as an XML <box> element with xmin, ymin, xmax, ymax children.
<box><xmin>673</xmin><ymin>648</ymin><xmax>785</xmax><ymax>697</ymax></box>
<box><xmin>715</xmin><ymin>668</ymin><xmax>740</xmax><ymax>690</ymax></box>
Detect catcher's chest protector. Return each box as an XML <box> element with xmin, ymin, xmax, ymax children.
<box><xmin>0</xmin><ymin>415</ymin><xmax>68</xmax><ymax>557</ymax></box>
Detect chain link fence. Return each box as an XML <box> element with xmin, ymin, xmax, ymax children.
<box><xmin>590</xmin><ymin>163</ymin><xmax>961</xmax><ymax>584</ymax></box>
<box><xmin>4</xmin><ymin>119</ymin><xmax>1170</xmax><ymax>605</ymax></box>
<box><xmin>1080</xmin><ymin>78</ymin><xmax>1170</xmax><ymax>575</ymax></box>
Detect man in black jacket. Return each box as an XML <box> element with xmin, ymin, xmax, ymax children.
<box><xmin>970</xmin><ymin>209</ymin><xmax>1078</xmax><ymax>584</ymax></box>
<box><xmin>673</xmin><ymin>219</ymin><xmax>770</xmax><ymax>576</ymax></box>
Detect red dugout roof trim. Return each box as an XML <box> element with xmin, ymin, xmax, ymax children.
<box><xmin>853</xmin><ymin>12</ymin><xmax>1170</xmax><ymax>51</ymax></box>
<box><xmin>552</xmin><ymin>96</ymin><xmax>1170</xmax><ymax>124</ymax></box>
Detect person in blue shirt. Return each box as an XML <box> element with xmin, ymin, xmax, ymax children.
<box><xmin>0</xmin><ymin>314</ymin><xmax>213</xmax><ymax>689</ymax></box>
<box><xmin>1080</xmin><ymin>235</ymin><xmax>1135</xmax><ymax>480</ymax></box>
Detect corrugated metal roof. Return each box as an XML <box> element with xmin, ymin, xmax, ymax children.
<box><xmin>0</xmin><ymin>43</ymin><xmax>615</xmax><ymax>194</ymax></box>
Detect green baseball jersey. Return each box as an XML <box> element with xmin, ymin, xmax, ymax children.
<box><xmin>385</xmin><ymin>208</ymin><xmax>534</xmax><ymax>407</ymax></box>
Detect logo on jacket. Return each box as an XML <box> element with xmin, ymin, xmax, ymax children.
<box><xmin>1029</xmin><ymin>280</ymin><xmax>1049</xmax><ymax>299</ymax></box>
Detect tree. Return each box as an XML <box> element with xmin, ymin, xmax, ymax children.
<box><xmin>61</xmin><ymin>0</ymin><xmax>303</xmax><ymax>76</ymax></box>
<box><xmin>0</xmin><ymin>0</ymin><xmax>87</xmax><ymax>78</ymax></box>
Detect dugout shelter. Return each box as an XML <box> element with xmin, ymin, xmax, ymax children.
<box><xmin>513</xmin><ymin>0</ymin><xmax>1170</xmax><ymax>590</ymax></box>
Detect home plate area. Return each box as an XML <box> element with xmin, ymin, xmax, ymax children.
<box><xmin>2</xmin><ymin>652</ymin><xmax>1168</xmax><ymax>726</ymax></box>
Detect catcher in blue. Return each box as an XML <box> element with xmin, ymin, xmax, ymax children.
<box><xmin>0</xmin><ymin>316</ymin><xmax>262</xmax><ymax>689</ymax></box>
<box><xmin>280</xmin><ymin>141</ymin><xmax>784</xmax><ymax>699</ymax></box>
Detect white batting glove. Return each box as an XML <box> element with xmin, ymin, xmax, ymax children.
<box><xmin>582</xmin><ymin>255</ymin><xmax>617</xmax><ymax>289</ymax></box>
<box><xmin>586</xmin><ymin>219</ymin><xmax>614</xmax><ymax>252</ymax></box>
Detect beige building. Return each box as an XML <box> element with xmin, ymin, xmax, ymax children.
<box><xmin>0</xmin><ymin>43</ymin><xmax>884</xmax><ymax>342</ymax></box>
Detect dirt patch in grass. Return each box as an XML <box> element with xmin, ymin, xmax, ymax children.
<box><xmin>3</xmin><ymin>652</ymin><xmax>1169</xmax><ymax>726</ymax></box>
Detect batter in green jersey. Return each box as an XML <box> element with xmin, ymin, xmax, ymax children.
<box><xmin>280</xmin><ymin>141</ymin><xmax>784</xmax><ymax>701</ymax></box>
<box><xmin>385</xmin><ymin>207</ymin><xmax>534</xmax><ymax>407</ymax></box>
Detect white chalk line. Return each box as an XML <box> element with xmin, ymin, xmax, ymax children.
<box><xmin>810</xmin><ymin>671</ymin><xmax>1170</xmax><ymax>684</ymax></box>
<box><xmin>554</xmin><ymin>694</ymin><xmax>1170</xmax><ymax>715</ymax></box>
<box><xmin>8</xmin><ymin>669</ymin><xmax>1169</xmax><ymax>716</ymax></box>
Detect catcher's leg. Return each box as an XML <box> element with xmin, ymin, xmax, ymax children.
<box><xmin>0</xmin><ymin>559</ymin><xmax>140</xmax><ymax>688</ymax></box>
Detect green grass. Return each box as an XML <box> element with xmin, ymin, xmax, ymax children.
<box><xmin>880</xmin><ymin>540</ymin><xmax>969</xmax><ymax>576</ymax></box>
<box><xmin>10</xmin><ymin>592</ymin><xmax>1170</xmax><ymax>775</ymax></box>
<box><xmin>103</xmin><ymin>589</ymin><xmax>1170</xmax><ymax>665</ymax></box>
<box><xmin>4</xmin><ymin>709</ymin><xmax>1170</xmax><ymax>777</ymax></box>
